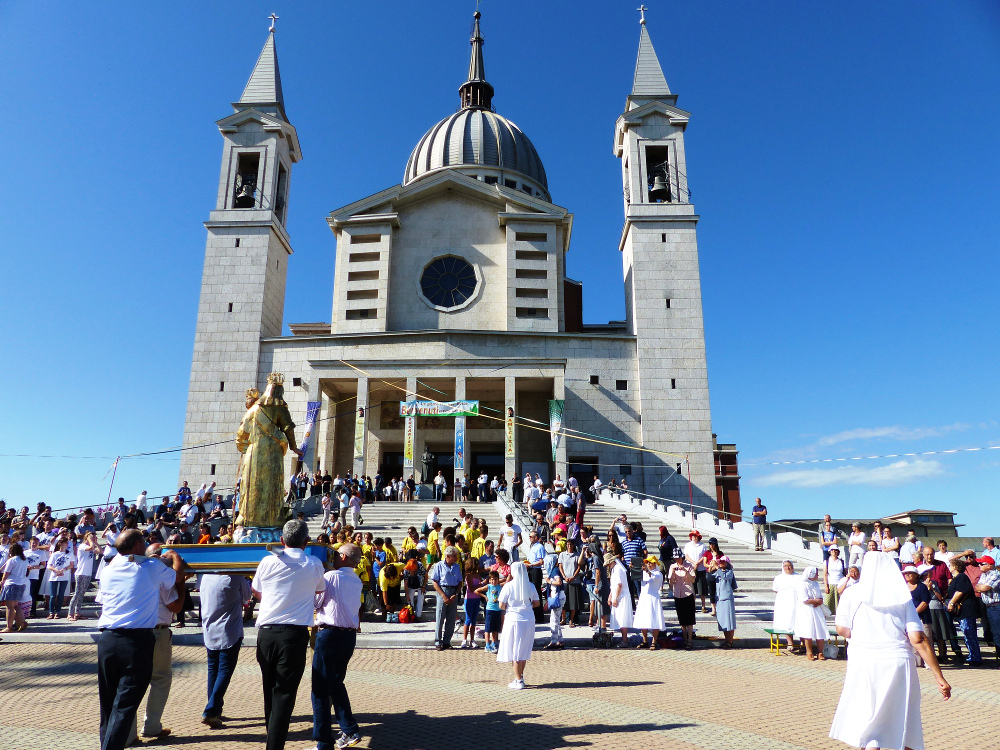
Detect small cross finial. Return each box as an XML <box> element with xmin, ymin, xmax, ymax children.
<box><xmin>268</xmin><ymin>13</ymin><xmax>279</xmax><ymax>32</ymax></box>
<box><xmin>637</xmin><ymin>5</ymin><xmax>648</xmax><ymax>24</ymax></box>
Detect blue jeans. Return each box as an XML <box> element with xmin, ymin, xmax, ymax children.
<box><xmin>985</xmin><ymin>606</ymin><xmax>1000</xmax><ymax>651</ymax></box>
<box><xmin>311</xmin><ymin>628</ymin><xmax>358</xmax><ymax>748</ymax></box>
<box><xmin>49</xmin><ymin>581</ymin><xmax>68</xmax><ymax>615</ymax></box>
<box><xmin>958</xmin><ymin>617</ymin><xmax>982</xmax><ymax>663</ymax></box>
<box><xmin>204</xmin><ymin>639</ymin><xmax>242</xmax><ymax>718</ymax></box>
<box><xmin>464</xmin><ymin>598</ymin><xmax>481</xmax><ymax>626</ymax></box>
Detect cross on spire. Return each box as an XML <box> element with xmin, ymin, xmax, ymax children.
<box><xmin>268</xmin><ymin>13</ymin><xmax>279</xmax><ymax>33</ymax></box>
<box><xmin>637</xmin><ymin>5</ymin><xmax>648</xmax><ymax>24</ymax></box>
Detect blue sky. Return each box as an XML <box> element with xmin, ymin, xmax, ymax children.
<box><xmin>1</xmin><ymin>1</ymin><xmax>998</xmax><ymax>534</ymax></box>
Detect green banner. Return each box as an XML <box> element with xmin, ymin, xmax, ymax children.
<box><xmin>548</xmin><ymin>399</ymin><xmax>565</xmax><ymax>460</ymax></box>
<box><xmin>399</xmin><ymin>400</ymin><xmax>480</xmax><ymax>417</ymax></box>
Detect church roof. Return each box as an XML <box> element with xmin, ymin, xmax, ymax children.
<box><xmin>238</xmin><ymin>30</ymin><xmax>286</xmax><ymax>120</ymax></box>
<box><xmin>632</xmin><ymin>23</ymin><xmax>671</xmax><ymax>98</ymax></box>
<box><xmin>402</xmin><ymin>11</ymin><xmax>549</xmax><ymax>201</ymax></box>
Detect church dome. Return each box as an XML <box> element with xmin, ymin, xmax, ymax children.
<box><xmin>401</xmin><ymin>11</ymin><xmax>550</xmax><ymax>203</ymax></box>
<box><xmin>403</xmin><ymin>109</ymin><xmax>549</xmax><ymax>200</ymax></box>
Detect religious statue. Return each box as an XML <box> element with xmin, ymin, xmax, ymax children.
<box><xmin>420</xmin><ymin>445</ymin><xmax>433</xmax><ymax>484</ymax></box>
<box><xmin>235</xmin><ymin>372</ymin><xmax>302</xmax><ymax>533</ymax></box>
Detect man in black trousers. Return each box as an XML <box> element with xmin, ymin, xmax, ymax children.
<box><xmin>96</xmin><ymin>529</ymin><xmax>186</xmax><ymax>750</ymax></box>
<box><xmin>251</xmin><ymin>519</ymin><xmax>326</xmax><ymax>750</ymax></box>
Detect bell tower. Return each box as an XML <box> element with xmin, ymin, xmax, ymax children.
<box><xmin>614</xmin><ymin>13</ymin><xmax>716</xmax><ymax>506</ymax></box>
<box><xmin>179</xmin><ymin>19</ymin><xmax>302</xmax><ymax>488</ymax></box>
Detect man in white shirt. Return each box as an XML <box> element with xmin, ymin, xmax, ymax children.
<box><xmin>135</xmin><ymin>492</ymin><xmax>148</xmax><ymax>514</ymax></box>
<box><xmin>591</xmin><ymin>476</ymin><xmax>603</xmax><ymax>499</ymax></box>
<box><xmin>433</xmin><ymin>471</ymin><xmax>446</xmax><ymax>502</ymax></box>
<box><xmin>498</xmin><ymin>514</ymin><xmax>522</xmax><ymax>563</ymax></box>
<box><xmin>477</xmin><ymin>473</ymin><xmax>489</xmax><ymax>502</ymax></box>
<box><xmin>899</xmin><ymin>530</ymin><xmax>923</xmax><ymax>566</ymax></box>
<box><xmin>96</xmin><ymin>530</ymin><xmax>185</xmax><ymax>750</ymax></box>
<box><xmin>425</xmin><ymin>507</ymin><xmax>439</xmax><ymax>534</ymax></box>
<box><xmin>311</xmin><ymin>543</ymin><xmax>365</xmax><ymax>749</ymax></box>
<box><xmin>251</xmin><ymin>519</ymin><xmax>326</xmax><ymax>750</ymax></box>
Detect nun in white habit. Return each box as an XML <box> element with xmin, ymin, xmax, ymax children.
<box><xmin>829</xmin><ymin>552</ymin><xmax>950</xmax><ymax>750</ymax></box>
<box><xmin>771</xmin><ymin>560</ymin><xmax>798</xmax><ymax>649</ymax></box>
<box><xmin>793</xmin><ymin>567</ymin><xmax>827</xmax><ymax>659</ymax></box>
<box><xmin>607</xmin><ymin>553</ymin><xmax>633</xmax><ymax>646</ymax></box>
<box><xmin>497</xmin><ymin>562</ymin><xmax>540</xmax><ymax>690</ymax></box>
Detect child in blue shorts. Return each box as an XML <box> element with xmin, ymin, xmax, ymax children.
<box><xmin>476</xmin><ymin>569</ymin><xmax>503</xmax><ymax>653</ymax></box>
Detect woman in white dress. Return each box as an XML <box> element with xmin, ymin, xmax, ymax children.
<box><xmin>794</xmin><ymin>567</ymin><xmax>827</xmax><ymax>660</ymax></box>
<box><xmin>607</xmin><ymin>553</ymin><xmax>633</xmax><ymax>647</ymax></box>
<box><xmin>633</xmin><ymin>555</ymin><xmax>665</xmax><ymax>649</ymax></box>
<box><xmin>496</xmin><ymin>562</ymin><xmax>540</xmax><ymax>689</ymax></box>
<box><xmin>830</xmin><ymin>552</ymin><xmax>950</xmax><ymax>750</ymax></box>
<box><xmin>771</xmin><ymin>560</ymin><xmax>799</xmax><ymax>649</ymax></box>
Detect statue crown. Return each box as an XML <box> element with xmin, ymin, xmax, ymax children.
<box><xmin>267</xmin><ymin>372</ymin><xmax>285</xmax><ymax>385</ymax></box>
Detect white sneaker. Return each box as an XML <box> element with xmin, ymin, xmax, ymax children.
<box><xmin>469</xmin><ymin>640</ymin><xmax>479</xmax><ymax>649</ymax></box>
<box><xmin>508</xmin><ymin>679</ymin><xmax>523</xmax><ymax>689</ymax></box>
<box><xmin>459</xmin><ymin>640</ymin><xmax>470</xmax><ymax>649</ymax></box>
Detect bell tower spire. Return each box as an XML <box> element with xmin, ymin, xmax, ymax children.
<box><xmin>458</xmin><ymin>11</ymin><xmax>494</xmax><ymax>110</ymax></box>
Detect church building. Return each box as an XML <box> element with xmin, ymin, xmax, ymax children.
<box><xmin>180</xmin><ymin>11</ymin><xmax>722</xmax><ymax>511</ymax></box>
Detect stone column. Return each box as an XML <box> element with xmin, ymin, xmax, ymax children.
<box><xmin>453</xmin><ymin>375</ymin><xmax>467</xmax><ymax>499</ymax></box>
<box><xmin>553</xmin><ymin>373</ymin><xmax>568</xmax><ymax>481</ymax></box>
<box><xmin>352</xmin><ymin>377</ymin><xmax>369</xmax><ymax>479</ymax></box>
<box><xmin>320</xmin><ymin>387</ymin><xmax>336</xmax><ymax>475</ymax></box>
<box><xmin>504</xmin><ymin>376</ymin><xmax>517</xmax><ymax>485</ymax></box>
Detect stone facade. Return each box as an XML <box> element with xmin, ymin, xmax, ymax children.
<box><xmin>179</xmin><ymin>19</ymin><xmax>717</xmax><ymax>508</ymax></box>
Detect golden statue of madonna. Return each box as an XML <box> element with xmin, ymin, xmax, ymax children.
<box><xmin>235</xmin><ymin>372</ymin><xmax>302</xmax><ymax>529</ymax></box>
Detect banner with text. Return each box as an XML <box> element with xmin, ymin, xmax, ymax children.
<box><xmin>299</xmin><ymin>401</ymin><xmax>322</xmax><ymax>469</ymax></box>
<box><xmin>353</xmin><ymin>407</ymin><xmax>366</xmax><ymax>460</ymax></box>
<box><xmin>454</xmin><ymin>416</ymin><xmax>466</xmax><ymax>471</ymax></box>
<box><xmin>399</xmin><ymin>400</ymin><xmax>480</xmax><ymax>417</ymax></box>
<box><xmin>403</xmin><ymin>416</ymin><xmax>415</xmax><ymax>468</ymax></box>
<box><xmin>505</xmin><ymin>407</ymin><xmax>515</xmax><ymax>458</ymax></box>
<box><xmin>548</xmin><ymin>399</ymin><xmax>565</xmax><ymax>461</ymax></box>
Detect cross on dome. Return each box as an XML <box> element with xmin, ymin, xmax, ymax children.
<box><xmin>268</xmin><ymin>13</ymin><xmax>279</xmax><ymax>32</ymax></box>
<box><xmin>637</xmin><ymin>5</ymin><xmax>648</xmax><ymax>24</ymax></box>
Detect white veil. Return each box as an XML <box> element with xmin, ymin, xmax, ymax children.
<box><xmin>508</xmin><ymin>561</ymin><xmax>533</xmax><ymax>605</ymax></box>
<box><xmin>856</xmin><ymin>550</ymin><xmax>911</xmax><ymax>612</ymax></box>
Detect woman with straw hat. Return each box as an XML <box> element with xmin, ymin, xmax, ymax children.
<box><xmin>496</xmin><ymin>561</ymin><xmax>540</xmax><ymax>689</ymax></box>
<box><xmin>633</xmin><ymin>555</ymin><xmax>665</xmax><ymax>649</ymax></box>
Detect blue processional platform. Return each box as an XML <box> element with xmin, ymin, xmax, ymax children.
<box><xmin>165</xmin><ymin>542</ymin><xmax>334</xmax><ymax>573</ymax></box>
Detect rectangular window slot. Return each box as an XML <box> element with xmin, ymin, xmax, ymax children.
<box><xmin>219</xmin><ymin>381</ymin><xmax>225</xmax><ymax>392</ymax></box>
<box><xmin>620</xmin><ymin>464</ymin><xmax>631</xmax><ymax>476</ymax></box>
<box><xmin>349</xmin><ymin>252</ymin><xmax>381</xmax><ymax>263</ymax></box>
<box><xmin>275</xmin><ymin>164</ymin><xmax>288</xmax><ymax>224</ymax></box>
<box><xmin>484</xmin><ymin>175</ymin><xmax>498</xmax><ymax>185</ymax></box>
<box><xmin>276</xmin><ymin>259</ymin><xmax>279</xmax><ymax>269</ymax></box>
<box><xmin>233</xmin><ymin>152</ymin><xmax>260</xmax><ymax>208</ymax></box>
<box><xmin>210</xmin><ymin>464</ymin><xmax>216</xmax><ymax>476</ymax></box>
<box><xmin>346</xmin><ymin>308</ymin><xmax>376</xmax><ymax>320</ymax></box>
<box><xmin>661</xmin><ymin>233</ymin><xmax>666</xmax><ymax>242</ymax></box>
<box><xmin>515</xmin><ymin>232</ymin><xmax>548</xmax><ymax>242</ymax></box>
<box><xmin>292</xmin><ymin>377</ymin><xmax>302</xmax><ymax>387</ymax></box>
<box><xmin>676</xmin><ymin>463</ymin><xmax>683</xmax><ymax>474</ymax></box>
<box><xmin>521</xmin><ymin>185</ymin><xmax>533</xmax><ymax>195</ymax></box>
<box><xmin>665</xmin><ymin>298</ymin><xmax>671</xmax><ymax>309</ymax></box>
<box><xmin>645</xmin><ymin>144</ymin><xmax>673</xmax><ymax>203</ymax></box>
<box><xmin>515</xmin><ymin>269</ymin><xmax>547</xmax><ymax>280</ymax></box>
<box><xmin>515</xmin><ymin>307</ymin><xmax>548</xmax><ymax>319</ymax></box>
<box><xmin>504</xmin><ymin>179</ymin><xmax>517</xmax><ymax>188</ymax></box>
<box><xmin>616</xmin><ymin>380</ymin><xmax>628</xmax><ymax>390</ymax></box>
<box><xmin>589</xmin><ymin>375</ymin><xmax>600</xmax><ymax>385</ymax></box>
<box><xmin>350</xmin><ymin>234</ymin><xmax>381</xmax><ymax>244</ymax></box>
<box><xmin>515</xmin><ymin>288</ymin><xmax>548</xmax><ymax>299</ymax></box>
<box><xmin>227</xmin><ymin>302</ymin><xmax>233</xmax><ymax>312</ymax></box>
<box><xmin>671</xmin><ymin>379</ymin><xmax>677</xmax><ymax>389</ymax></box>
<box><xmin>346</xmin><ymin>289</ymin><xmax>379</xmax><ymax>300</ymax></box>
<box><xmin>515</xmin><ymin>250</ymin><xmax>547</xmax><ymax>262</ymax></box>
<box><xmin>347</xmin><ymin>270</ymin><xmax>379</xmax><ymax>282</ymax></box>
<box><xmin>235</xmin><ymin>238</ymin><xmax>240</xmax><ymax>247</ymax></box>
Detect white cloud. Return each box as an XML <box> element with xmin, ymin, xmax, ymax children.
<box><xmin>757</xmin><ymin>459</ymin><xmax>945</xmax><ymax>489</ymax></box>
<box><xmin>815</xmin><ymin>424</ymin><xmax>971</xmax><ymax>447</ymax></box>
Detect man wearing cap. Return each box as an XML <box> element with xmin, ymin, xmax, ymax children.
<box><xmin>251</xmin><ymin>519</ymin><xmax>326</xmax><ymax>750</ymax></box>
<box><xmin>973</xmin><ymin>555</ymin><xmax>1000</xmax><ymax>656</ymax></box>
<box><xmin>96</xmin><ymin>529</ymin><xmax>186</xmax><ymax>750</ymax></box>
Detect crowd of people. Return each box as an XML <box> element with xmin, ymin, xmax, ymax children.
<box><xmin>771</xmin><ymin>517</ymin><xmax>1000</xmax><ymax>668</ymax></box>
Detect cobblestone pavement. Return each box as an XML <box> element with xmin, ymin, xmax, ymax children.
<box><xmin>0</xmin><ymin>643</ymin><xmax>994</xmax><ymax>750</ymax></box>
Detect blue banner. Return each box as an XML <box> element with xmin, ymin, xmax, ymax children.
<box><xmin>454</xmin><ymin>416</ymin><xmax>466</xmax><ymax>471</ymax></box>
<box><xmin>300</xmin><ymin>400</ymin><xmax>322</xmax><ymax>469</ymax></box>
